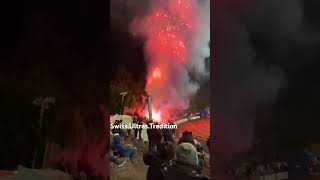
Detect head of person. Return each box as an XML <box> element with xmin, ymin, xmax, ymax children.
<box><xmin>114</xmin><ymin>119</ymin><xmax>122</xmax><ymax>125</ymax></box>
<box><xmin>182</xmin><ymin>131</ymin><xmax>193</xmax><ymax>138</ymax></box>
<box><xmin>178</xmin><ymin>132</ymin><xmax>195</xmax><ymax>146</ymax></box>
<box><xmin>175</xmin><ymin>142</ymin><xmax>199</xmax><ymax>167</ymax></box>
<box><xmin>162</xmin><ymin>141</ymin><xmax>175</xmax><ymax>160</ymax></box>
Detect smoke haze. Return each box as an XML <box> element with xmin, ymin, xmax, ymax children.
<box><xmin>128</xmin><ymin>0</ymin><xmax>210</xmax><ymax>120</ymax></box>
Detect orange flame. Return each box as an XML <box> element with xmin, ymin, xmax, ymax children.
<box><xmin>152</xmin><ymin>68</ymin><xmax>162</xmax><ymax>79</ymax></box>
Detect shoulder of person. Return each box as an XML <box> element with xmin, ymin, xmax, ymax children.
<box><xmin>143</xmin><ymin>150</ymin><xmax>162</xmax><ymax>166</ymax></box>
<box><xmin>192</xmin><ymin>174</ymin><xmax>210</xmax><ymax>180</ymax></box>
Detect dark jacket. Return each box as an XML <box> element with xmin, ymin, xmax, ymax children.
<box><xmin>163</xmin><ymin>129</ymin><xmax>174</xmax><ymax>143</ymax></box>
<box><xmin>143</xmin><ymin>150</ymin><xmax>164</xmax><ymax>180</ymax></box>
<box><xmin>143</xmin><ymin>141</ymin><xmax>175</xmax><ymax>180</ymax></box>
<box><xmin>147</xmin><ymin>127</ymin><xmax>163</xmax><ymax>145</ymax></box>
<box><xmin>163</xmin><ymin>161</ymin><xmax>210</xmax><ymax>180</ymax></box>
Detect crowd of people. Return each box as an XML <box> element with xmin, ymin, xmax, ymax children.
<box><xmin>229</xmin><ymin>161</ymin><xmax>289</xmax><ymax>179</ymax></box>
<box><xmin>110</xmin><ymin>114</ymin><xmax>211</xmax><ymax>180</ymax></box>
<box><xmin>146</xmin><ymin>131</ymin><xmax>210</xmax><ymax>180</ymax></box>
<box><xmin>229</xmin><ymin>151</ymin><xmax>320</xmax><ymax>179</ymax></box>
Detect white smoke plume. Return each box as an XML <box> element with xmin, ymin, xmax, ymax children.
<box><xmin>187</xmin><ymin>0</ymin><xmax>210</xmax><ymax>79</ymax></box>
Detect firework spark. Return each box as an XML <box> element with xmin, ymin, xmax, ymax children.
<box><xmin>131</xmin><ymin>0</ymin><xmax>209</xmax><ymax>122</ymax></box>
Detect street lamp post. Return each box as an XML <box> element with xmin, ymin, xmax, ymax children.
<box><xmin>120</xmin><ymin>92</ymin><xmax>127</xmax><ymax>115</ymax></box>
<box><xmin>147</xmin><ymin>95</ymin><xmax>152</xmax><ymax>121</ymax></box>
<box><xmin>32</xmin><ymin>96</ymin><xmax>55</xmax><ymax>169</ymax></box>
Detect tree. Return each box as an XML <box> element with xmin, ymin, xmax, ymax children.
<box><xmin>110</xmin><ymin>65</ymin><xmax>146</xmax><ymax>115</ymax></box>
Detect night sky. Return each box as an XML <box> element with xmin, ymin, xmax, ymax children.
<box><xmin>0</xmin><ymin>0</ymin><xmax>107</xmax><ymax>169</ymax></box>
<box><xmin>110</xmin><ymin>0</ymin><xmax>149</xmax><ymax>82</ymax></box>
<box><xmin>1</xmin><ymin>0</ymin><xmax>107</xmax><ymax>101</ymax></box>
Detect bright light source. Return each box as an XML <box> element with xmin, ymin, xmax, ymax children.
<box><xmin>145</xmin><ymin>110</ymin><xmax>161</xmax><ymax>122</ymax></box>
<box><xmin>152</xmin><ymin>68</ymin><xmax>162</xmax><ymax>79</ymax></box>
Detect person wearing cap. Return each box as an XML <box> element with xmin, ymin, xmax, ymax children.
<box><xmin>178</xmin><ymin>131</ymin><xmax>195</xmax><ymax>146</ymax></box>
<box><xmin>163</xmin><ymin>143</ymin><xmax>210</xmax><ymax>180</ymax></box>
<box><xmin>178</xmin><ymin>131</ymin><xmax>206</xmax><ymax>172</ymax></box>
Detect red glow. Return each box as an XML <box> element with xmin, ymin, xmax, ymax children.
<box><xmin>144</xmin><ymin>1</ymin><xmax>195</xmax><ymax>63</ymax></box>
<box><xmin>152</xmin><ymin>68</ymin><xmax>162</xmax><ymax>79</ymax></box>
<box><xmin>132</xmin><ymin>0</ymin><xmax>199</xmax><ymax>122</ymax></box>
<box><xmin>145</xmin><ymin>110</ymin><xmax>161</xmax><ymax>122</ymax></box>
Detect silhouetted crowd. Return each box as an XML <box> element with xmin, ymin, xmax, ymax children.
<box><xmin>145</xmin><ymin>129</ymin><xmax>209</xmax><ymax>180</ymax></box>
<box><xmin>110</xmin><ymin>114</ymin><xmax>210</xmax><ymax>180</ymax></box>
<box><xmin>229</xmin><ymin>153</ymin><xmax>320</xmax><ymax>179</ymax></box>
<box><xmin>229</xmin><ymin>162</ymin><xmax>289</xmax><ymax>179</ymax></box>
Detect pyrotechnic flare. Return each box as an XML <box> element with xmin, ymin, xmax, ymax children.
<box><xmin>130</xmin><ymin>0</ymin><xmax>210</xmax><ymax>122</ymax></box>
<box><xmin>147</xmin><ymin>95</ymin><xmax>153</xmax><ymax>121</ymax></box>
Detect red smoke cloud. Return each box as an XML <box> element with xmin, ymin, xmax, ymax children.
<box><xmin>131</xmin><ymin>0</ymin><xmax>206</xmax><ymax>122</ymax></box>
